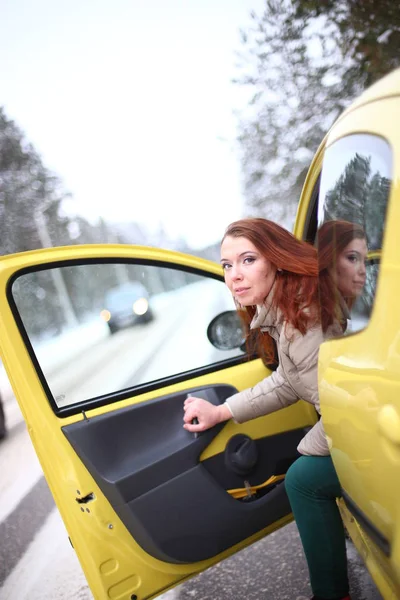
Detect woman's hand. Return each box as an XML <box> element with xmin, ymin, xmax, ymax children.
<box><xmin>183</xmin><ymin>396</ymin><xmax>231</xmax><ymax>433</ymax></box>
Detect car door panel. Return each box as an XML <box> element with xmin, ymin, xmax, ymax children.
<box><xmin>62</xmin><ymin>385</ymin><xmax>230</xmax><ymax>507</ymax></box>
<box><xmin>63</xmin><ymin>384</ymin><xmax>308</xmax><ymax>564</ymax></box>
<box><xmin>118</xmin><ymin>463</ymin><xmax>289</xmax><ymax>564</ymax></box>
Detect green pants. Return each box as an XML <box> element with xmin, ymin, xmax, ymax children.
<box><xmin>285</xmin><ymin>455</ymin><xmax>349</xmax><ymax>600</ymax></box>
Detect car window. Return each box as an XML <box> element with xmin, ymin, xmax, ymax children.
<box><xmin>317</xmin><ymin>134</ymin><xmax>392</xmax><ymax>334</ymax></box>
<box><xmin>10</xmin><ymin>262</ymin><xmax>242</xmax><ymax>411</ymax></box>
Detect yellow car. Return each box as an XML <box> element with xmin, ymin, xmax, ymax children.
<box><xmin>300</xmin><ymin>71</ymin><xmax>400</xmax><ymax>600</ymax></box>
<box><xmin>0</xmin><ymin>68</ymin><xmax>399</xmax><ymax>600</ymax></box>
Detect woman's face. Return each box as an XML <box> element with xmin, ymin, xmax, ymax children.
<box><xmin>334</xmin><ymin>237</ymin><xmax>367</xmax><ymax>299</ymax></box>
<box><xmin>220</xmin><ymin>235</ymin><xmax>276</xmax><ymax>306</ymax></box>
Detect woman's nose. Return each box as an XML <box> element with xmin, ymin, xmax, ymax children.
<box><xmin>231</xmin><ymin>265</ymin><xmax>243</xmax><ymax>280</ymax></box>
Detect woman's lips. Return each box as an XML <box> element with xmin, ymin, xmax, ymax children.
<box><xmin>234</xmin><ymin>287</ymin><xmax>250</xmax><ymax>296</ymax></box>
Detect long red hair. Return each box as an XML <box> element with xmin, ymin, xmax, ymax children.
<box><xmin>222</xmin><ymin>218</ymin><xmax>333</xmax><ymax>363</ymax></box>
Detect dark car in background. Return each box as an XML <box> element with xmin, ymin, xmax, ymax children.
<box><xmin>100</xmin><ymin>281</ymin><xmax>154</xmax><ymax>334</ymax></box>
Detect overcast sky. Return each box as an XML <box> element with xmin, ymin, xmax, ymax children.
<box><xmin>1</xmin><ymin>0</ymin><xmax>265</xmax><ymax>249</ymax></box>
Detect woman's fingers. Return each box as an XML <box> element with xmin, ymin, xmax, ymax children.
<box><xmin>183</xmin><ymin>397</ymin><xmax>215</xmax><ymax>431</ymax></box>
<box><xmin>183</xmin><ymin>401</ymin><xmax>202</xmax><ymax>424</ymax></box>
<box><xmin>183</xmin><ymin>395</ymin><xmax>197</xmax><ymax>409</ymax></box>
<box><xmin>183</xmin><ymin>421</ymin><xmax>203</xmax><ymax>432</ymax></box>
<box><xmin>183</xmin><ymin>396</ymin><xmax>231</xmax><ymax>432</ymax></box>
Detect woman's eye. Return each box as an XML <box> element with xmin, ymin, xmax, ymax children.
<box><xmin>221</xmin><ymin>263</ymin><xmax>231</xmax><ymax>270</ymax></box>
<box><xmin>346</xmin><ymin>254</ymin><xmax>357</xmax><ymax>263</ymax></box>
<box><xmin>243</xmin><ymin>256</ymin><xmax>255</xmax><ymax>264</ymax></box>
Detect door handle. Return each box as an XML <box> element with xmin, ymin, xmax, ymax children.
<box><xmin>192</xmin><ymin>417</ymin><xmax>199</xmax><ymax>439</ymax></box>
<box><xmin>377</xmin><ymin>405</ymin><xmax>400</xmax><ymax>446</ymax></box>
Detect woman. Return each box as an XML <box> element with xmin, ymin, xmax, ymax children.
<box><xmin>183</xmin><ymin>218</ymin><xmax>366</xmax><ymax>600</ymax></box>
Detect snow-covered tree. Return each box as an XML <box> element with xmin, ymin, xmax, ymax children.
<box><xmin>235</xmin><ymin>0</ymin><xmax>400</xmax><ymax>226</ymax></box>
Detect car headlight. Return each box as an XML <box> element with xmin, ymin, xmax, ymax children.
<box><xmin>133</xmin><ymin>298</ymin><xmax>148</xmax><ymax>315</ymax></box>
<box><xmin>100</xmin><ymin>309</ymin><xmax>111</xmax><ymax>322</ymax></box>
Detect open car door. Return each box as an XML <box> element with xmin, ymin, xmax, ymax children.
<box><xmin>0</xmin><ymin>244</ymin><xmax>319</xmax><ymax>600</ymax></box>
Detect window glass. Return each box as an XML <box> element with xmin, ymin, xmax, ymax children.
<box><xmin>11</xmin><ymin>262</ymin><xmax>241</xmax><ymax>408</ymax></box>
<box><xmin>317</xmin><ymin>134</ymin><xmax>391</xmax><ymax>334</ymax></box>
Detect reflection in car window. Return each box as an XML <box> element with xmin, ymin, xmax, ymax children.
<box><xmin>11</xmin><ymin>263</ymin><xmax>241</xmax><ymax>409</ymax></box>
<box><xmin>317</xmin><ymin>134</ymin><xmax>391</xmax><ymax>334</ymax></box>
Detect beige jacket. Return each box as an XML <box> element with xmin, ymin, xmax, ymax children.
<box><xmin>226</xmin><ymin>287</ymin><xmax>343</xmax><ymax>456</ymax></box>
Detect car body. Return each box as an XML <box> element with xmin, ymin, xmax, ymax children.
<box><xmin>101</xmin><ymin>281</ymin><xmax>154</xmax><ymax>334</ymax></box>
<box><xmin>0</xmin><ymin>69</ymin><xmax>399</xmax><ymax>600</ymax></box>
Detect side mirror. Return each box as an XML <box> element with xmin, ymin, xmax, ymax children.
<box><xmin>207</xmin><ymin>311</ymin><xmax>245</xmax><ymax>351</ymax></box>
